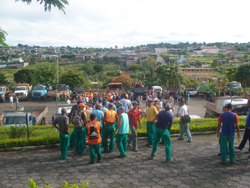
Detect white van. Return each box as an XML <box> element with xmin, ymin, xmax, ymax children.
<box><xmin>151</xmin><ymin>86</ymin><xmax>162</xmax><ymax>93</ymax></box>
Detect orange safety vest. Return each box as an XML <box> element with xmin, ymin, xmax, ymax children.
<box><xmin>86</xmin><ymin>120</ymin><xmax>102</xmax><ymax>145</ymax></box>
<box><xmin>105</xmin><ymin>110</ymin><xmax>116</xmax><ymax>123</ymax></box>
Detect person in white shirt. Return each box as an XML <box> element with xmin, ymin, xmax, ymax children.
<box><xmin>159</xmin><ymin>100</ymin><xmax>162</xmax><ymax>110</ymax></box>
<box><xmin>177</xmin><ymin>99</ymin><xmax>192</xmax><ymax>142</ymax></box>
<box><xmin>9</xmin><ymin>95</ymin><xmax>13</xmax><ymax>108</ymax></box>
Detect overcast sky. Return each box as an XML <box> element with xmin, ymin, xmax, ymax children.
<box><xmin>1</xmin><ymin>0</ymin><xmax>250</xmax><ymax>48</ymax></box>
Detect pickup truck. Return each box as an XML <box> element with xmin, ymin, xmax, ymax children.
<box><xmin>2</xmin><ymin>106</ymin><xmax>48</xmax><ymax>126</ymax></box>
<box><xmin>32</xmin><ymin>85</ymin><xmax>48</xmax><ymax>100</ymax></box>
<box><xmin>186</xmin><ymin>88</ymin><xmax>198</xmax><ymax>96</ymax></box>
<box><xmin>203</xmin><ymin>96</ymin><xmax>248</xmax><ymax>118</ymax></box>
<box><xmin>13</xmin><ymin>83</ymin><xmax>32</xmax><ymax>100</ymax></box>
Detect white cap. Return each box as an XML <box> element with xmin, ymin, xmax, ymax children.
<box><xmin>153</xmin><ymin>98</ymin><xmax>158</xmax><ymax>102</ymax></box>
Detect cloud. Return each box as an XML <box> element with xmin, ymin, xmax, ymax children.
<box><xmin>1</xmin><ymin>0</ymin><xmax>250</xmax><ymax>47</ymax></box>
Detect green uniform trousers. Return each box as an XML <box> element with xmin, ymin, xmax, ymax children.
<box><xmin>102</xmin><ymin>125</ymin><xmax>115</xmax><ymax>152</ymax></box>
<box><xmin>116</xmin><ymin>134</ymin><xmax>128</xmax><ymax>156</ymax></box>
<box><xmin>221</xmin><ymin>134</ymin><xmax>235</xmax><ymax>163</ymax></box>
<box><xmin>219</xmin><ymin>133</ymin><xmax>229</xmax><ymax>154</ymax></box>
<box><xmin>59</xmin><ymin>133</ymin><xmax>70</xmax><ymax>159</ymax></box>
<box><xmin>89</xmin><ymin>143</ymin><xmax>102</xmax><ymax>163</ymax></box>
<box><xmin>74</xmin><ymin>127</ymin><xmax>85</xmax><ymax>154</ymax></box>
<box><xmin>147</xmin><ymin>122</ymin><xmax>156</xmax><ymax>145</ymax></box>
<box><xmin>151</xmin><ymin>128</ymin><xmax>171</xmax><ymax>160</ymax></box>
<box><xmin>57</xmin><ymin>97</ymin><xmax>60</xmax><ymax>102</ymax></box>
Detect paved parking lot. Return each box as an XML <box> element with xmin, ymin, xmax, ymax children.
<box><xmin>1</xmin><ymin>135</ymin><xmax>250</xmax><ymax>188</ymax></box>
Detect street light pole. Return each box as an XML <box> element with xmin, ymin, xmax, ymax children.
<box><xmin>56</xmin><ymin>48</ymin><xmax>59</xmax><ymax>117</ymax></box>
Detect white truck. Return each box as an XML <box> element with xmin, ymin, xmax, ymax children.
<box><xmin>186</xmin><ymin>88</ymin><xmax>198</xmax><ymax>96</ymax></box>
<box><xmin>203</xmin><ymin>96</ymin><xmax>248</xmax><ymax>118</ymax></box>
<box><xmin>13</xmin><ymin>83</ymin><xmax>32</xmax><ymax>100</ymax></box>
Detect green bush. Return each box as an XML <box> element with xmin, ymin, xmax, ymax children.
<box><xmin>28</xmin><ymin>179</ymin><xmax>89</xmax><ymax>188</ymax></box>
<box><xmin>7</xmin><ymin>125</ymin><xmax>27</xmax><ymax>139</ymax></box>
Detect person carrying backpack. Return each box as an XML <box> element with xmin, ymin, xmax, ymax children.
<box><xmin>70</xmin><ymin>103</ymin><xmax>87</xmax><ymax>154</ymax></box>
<box><xmin>86</xmin><ymin>114</ymin><xmax>102</xmax><ymax>164</ymax></box>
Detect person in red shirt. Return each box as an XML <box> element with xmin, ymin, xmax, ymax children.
<box><xmin>86</xmin><ymin>114</ymin><xmax>102</xmax><ymax>164</ymax></box>
<box><xmin>128</xmin><ymin>102</ymin><xmax>142</xmax><ymax>152</ymax></box>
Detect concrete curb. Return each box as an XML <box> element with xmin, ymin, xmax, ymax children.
<box><xmin>0</xmin><ymin>129</ymin><xmax>245</xmax><ymax>152</ymax></box>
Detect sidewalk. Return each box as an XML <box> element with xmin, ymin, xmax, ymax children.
<box><xmin>1</xmin><ymin>134</ymin><xmax>250</xmax><ymax>188</ymax></box>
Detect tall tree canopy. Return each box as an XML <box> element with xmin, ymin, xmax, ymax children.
<box><xmin>60</xmin><ymin>70</ymin><xmax>86</xmax><ymax>89</ymax></box>
<box><xmin>16</xmin><ymin>0</ymin><xmax>69</xmax><ymax>14</ymax></box>
<box><xmin>235</xmin><ymin>64</ymin><xmax>250</xmax><ymax>87</ymax></box>
<box><xmin>14</xmin><ymin>69</ymin><xmax>37</xmax><ymax>85</ymax></box>
<box><xmin>0</xmin><ymin>73</ymin><xmax>7</xmax><ymax>84</ymax></box>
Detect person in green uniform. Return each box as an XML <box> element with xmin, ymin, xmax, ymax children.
<box><xmin>150</xmin><ymin>103</ymin><xmax>173</xmax><ymax>161</ymax></box>
<box><xmin>115</xmin><ymin>106</ymin><xmax>129</xmax><ymax>158</ymax></box>
<box><xmin>52</xmin><ymin>108</ymin><xmax>70</xmax><ymax>159</ymax></box>
<box><xmin>57</xmin><ymin>93</ymin><xmax>60</xmax><ymax>102</ymax></box>
<box><xmin>102</xmin><ymin>104</ymin><xmax>118</xmax><ymax>153</ymax></box>
<box><xmin>70</xmin><ymin>103</ymin><xmax>87</xmax><ymax>154</ymax></box>
<box><xmin>145</xmin><ymin>99</ymin><xmax>159</xmax><ymax>147</ymax></box>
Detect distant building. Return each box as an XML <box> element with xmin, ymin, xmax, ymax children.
<box><xmin>7</xmin><ymin>57</ymin><xmax>24</xmax><ymax>63</ymax></box>
<box><xmin>181</xmin><ymin>68</ymin><xmax>214</xmax><ymax>81</ymax></box>
<box><xmin>6</xmin><ymin>62</ymin><xmax>29</xmax><ymax>69</ymax></box>
<box><xmin>177</xmin><ymin>55</ymin><xmax>187</xmax><ymax>64</ymax></box>
<box><xmin>0</xmin><ymin>64</ymin><xmax>6</xmax><ymax>69</ymax></box>
<box><xmin>105</xmin><ymin>52</ymin><xmax>122</xmax><ymax>58</ymax></box>
<box><xmin>41</xmin><ymin>55</ymin><xmax>58</xmax><ymax>61</ymax></box>
<box><xmin>155</xmin><ymin>48</ymin><xmax>168</xmax><ymax>53</ymax></box>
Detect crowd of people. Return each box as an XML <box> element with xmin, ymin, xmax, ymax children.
<box><xmin>52</xmin><ymin>89</ymin><xmax>249</xmax><ymax>165</ymax></box>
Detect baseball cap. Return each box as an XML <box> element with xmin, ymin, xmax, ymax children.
<box><xmin>118</xmin><ymin>106</ymin><xmax>125</xmax><ymax>111</ymax></box>
<box><xmin>98</xmin><ymin>98</ymin><xmax>102</xmax><ymax>102</ymax></box>
<box><xmin>61</xmin><ymin>107</ymin><xmax>67</xmax><ymax>113</ymax></box>
<box><xmin>153</xmin><ymin>98</ymin><xmax>158</xmax><ymax>102</ymax></box>
<box><xmin>165</xmin><ymin>103</ymin><xmax>171</xmax><ymax>110</ymax></box>
<box><xmin>77</xmin><ymin>100</ymin><xmax>83</xmax><ymax>104</ymax></box>
<box><xmin>78</xmin><ymin>103</ymin><xmax>84</xmax><ymax>107</ymax></box>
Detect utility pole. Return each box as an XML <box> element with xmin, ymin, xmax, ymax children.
<box><xmin>56</xmin><ymin>48</ymin><xmax>59</xmax><ymax>117</ymax></box>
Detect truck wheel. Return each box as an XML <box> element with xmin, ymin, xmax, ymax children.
<box><xmin>43</xmin><ymin>95</ymin><xmax>47</xmax><ymax>101</ymax></box>
<box><xmin>205</xmin><ymin>112</ymin><xmax>210</xmax><ymax>118</ymax></box>
<box><xmin>32</xmin><ymin>98</ymin><xmax>35</xmax><ymax>101</ymax></box>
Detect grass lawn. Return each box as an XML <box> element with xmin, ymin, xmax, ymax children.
<box><xmin>185</xmin><ymin>55</ymin><xmax>221</xmax><ymax>63</ymax></box>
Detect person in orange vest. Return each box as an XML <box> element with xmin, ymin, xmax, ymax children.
<box><xmin>86</xmin><ymin>114</ymin><xmax>103</xmax><ymax>164</ymax></box>
<box><xmin>102</xmin><ymin>104</ymin><xmax>118</xmax><ymax>153</ymax></box>
<box><xmin>57</xmin><ymin>93</ymin><xmax>60</xmax><ymax>102</ymax></box>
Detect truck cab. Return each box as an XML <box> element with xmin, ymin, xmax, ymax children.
<box><xmin>32</xmin><ymin>85</ymin><xmax>48</xmax><ymax>100</ymax></box>
<box><xmin>14</xmin><ymin>83</ymin><xmax>31</xmax><ymax>100</ymax></box>
<box><xmin>227</xmin><ymin>81</ymin><xmax>242</xmax><ymax>94</ymax></box>
<box><xmin>3</xmin><ymin>113</ymin><xmax>33</xmax><ymax>126</ymax></box>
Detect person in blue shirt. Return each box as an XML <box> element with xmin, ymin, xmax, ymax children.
<box><xmin>217</xmin><ymin>103</ymin><xmax>240</xmax><ymax>164</ymax></box>
<box><xmin>90</xmin><ymin>104</ymin><xmax>104</xmax><ymax>138</ymax></box>
<box><xmin>235</xmin><ymin>100</ymin><xmax>250</xmax><ymax>151</ymax></box>
<box><xmin>174</xmin><ymin>91</ymin><xmax>178</xmax><ymax>104</ymax></box>
<box><xmin>150</xmin><ymin>103</ymin><xmax>173</xmax><ymax>162</ymax></box>
<box><xmin>114</xmin><ymin>106</ymin><xmax>129</xmax><ymax>158</ymax></box>
<box><xmin>120</xmin><ymin>95</ymin><xmax>130</xmax><ymax>113</ymax></box>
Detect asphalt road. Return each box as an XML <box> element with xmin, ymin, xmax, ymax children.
<box><xmin>0</xmin><ymin>95</ymin><xmax>206</xmax><ymax>125</ymax></box>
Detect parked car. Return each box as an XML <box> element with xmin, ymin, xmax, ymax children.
<box><xmin>186</xmin><ymin>88</ymin><xmax>198</xmax><ymax>96</ymax></box>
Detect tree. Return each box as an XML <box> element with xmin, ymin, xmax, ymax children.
<box><xmin>60</xmin><ymin>70</ymin><xmax>86</xmax><ymax>89</ymax></box>
<box><xmin>80</xmin><ymin>63</ymin><xmax>95</xmax><ymax>75</ymax></box>
<box><xmin>0</xmin><ymin>73</ymin><xmax>6</xmax><ymax>84</ymax></box>
<box><xmin>111</xmin><ymin>75</ymin><xmax>133</xmax><ymax>91</ymax></box>
<box><xmin>0</xmin><ymin>28</ymin><xmax>8</xmax><ymax>47</ymax></box>
<box><xmin>93</xmin><ymin>64</ymin><xmax>104</xmax><ymax>73</ymax></box>
<box><xmin>212</xmin><ymin>60</ymin><xmax>219</xmax><ymax>67</ymax></box>
<box><xmin>30</xmin><ymin>57</ymin><xmax>36</xmax><ymax>64</ymax></box>
<box><xmin>236</xmin><ymin>64</ymin><xmax>250</xmax><ymax>87</ymax></box>
<box><xmin>16</xmin><ymin>0</ymin><xmax>69</xmax><ymax>14</ymax></box>
<box><xmin>36</xmin><ymin>63</ymin><xmax>63</xmax><ymax>85</ymax></box>
<box><xmin>14</xmin><ymin>69</ymin><xmax>37</xmax><ymax>85</ymax></box>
